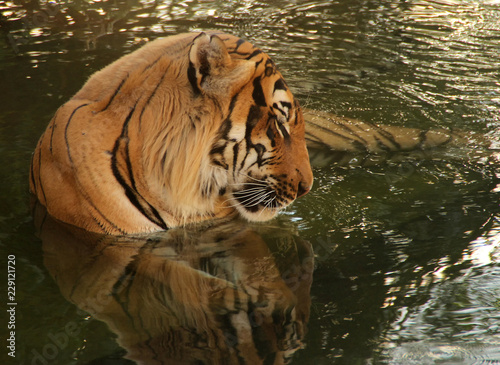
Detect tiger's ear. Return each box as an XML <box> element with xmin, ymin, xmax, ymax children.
<box><xmin>188</xmin><ymin>32</ymin><xmax>254</xmax><ymax>95</ymax></box>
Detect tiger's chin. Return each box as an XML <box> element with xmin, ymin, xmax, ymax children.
<box><xmin>230</xmin><ymin>192</ymin><xmax>290</xmax><ymax>222</ymax></box>
<box><xmin>235</xmin><ymin>203</ymin><xmax>282</xmax><ymax>222</ymax></box>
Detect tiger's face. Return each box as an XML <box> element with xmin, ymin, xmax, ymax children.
<box><xmin>209</xmin><ymin>44</ymin><xmax>313</xmax><ymax>221</ymax></box>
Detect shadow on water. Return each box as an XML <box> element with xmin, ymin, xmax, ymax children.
<box><xmin>33</xmin><ymin>202</ymin><xmax>314</xmax><ymax>365</ymax></box>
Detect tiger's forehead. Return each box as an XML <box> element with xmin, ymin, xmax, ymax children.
<box><xmin>220</xmin><ymin>33</ymin><xmax>296</xmax><ymax>119</ymax></box>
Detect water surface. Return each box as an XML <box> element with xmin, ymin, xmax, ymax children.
<box><xmin>1</xmin><ymin>0</ymin><xmax>499</xmax><ymax>364</ymax></box>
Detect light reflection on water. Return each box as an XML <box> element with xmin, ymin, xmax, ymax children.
<box><xmin>1</xmin><ymin>0</ymin><xmax>500</xmax><ymax>364</ymax></box>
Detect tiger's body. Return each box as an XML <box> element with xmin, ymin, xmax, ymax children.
<box><xmin>30</xmin><ymin>32</ymin><xmax>313</xmax><ymax>234</ymax></box>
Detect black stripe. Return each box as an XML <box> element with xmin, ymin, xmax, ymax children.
<box><xmin>36</xmin><ymin>146</ymin><xmax>47</xmax><ymax>205</ymax></box>
<box><xmin>254</xmin><ymin>143</ymin><xmax>266</xmax><ymax>166</ymax></box>
<box><xmin>142</xmin><ymin>54</ymin><xmax>163</xmax><ymax>72</ymax></box>
<box><xmin>306</xmin><ymin>127</ymin><xmax>369</xmax><ymax>153</ymax></box>
<box><xmin>278</xmin><ymin>122</ymin><xmax>291</xmax><ymax>145</ymax></box>
<box><xmin>234</xmin><ymin>38</ymin><xmax>246</xmax><ymax>52</ymax></box>
<box><xmin>121</xmin><ymin>104</ymin><xmax>136</xmax><ymax>137</ymax></box>
<box><xmin>210</xmin><ymin>143</ymin><xmax>227</xmax><ymax>156</ymax></box>
<box><xmin>49</xmin><ymin>108</ymin><xmax>61</xmax><ymax>154</ymax></box>
<box><xmin>254</xmin><ymin>58</ymin><xmax>264</xmax><ymax>70</ymax></box>
<box><xmin>307</xmin><ymin>119</ymin><xmax>371</xmax><ymax>151</ymax></box>
<box><xmin>100</xmin><ymin>74</ymin><xmax>129</xmax><ymax>112</ymax></box>
<box><xmin>266</xmin><ymin>125</ymin><xmax>276</xmax><ymax>147</ymax></box>
<box><xmin>215</xmin><ymin>93</ymin><xmax>239</xmax><ymax>140</ymax></box>
<box><xmin>240</xmin><ymin>105</ymin><xmax>262</xmax><ymax>169</ymax></box>
<box><xmin>29</xmin><ymin>152</ymin><xmax>37</xmax><ymax>195</ymax></box>
<box><xmin>111</xmin><ymin>108</ymin><xmax>145</xmax><ymax>211</ymax></box>
<box><xmin>273</xmin><ymin>78</ymin><xmax>287</xmax><ymax>92</ymax></box>
<box><xmin>212</xmin><ymin>159</ymin><xmax>228</xmax><ymax>169</ymax></box>
<box><xmin>252</xmin><ymin>77</ymin><xmax>267</xmax><ymax>107</ymax></box>
<box><xmin>64</xmin><ymin>103</ymin><xmax>90</xmax><ymax>165</ymax></box>
<box><xmin>305</xmin><ymin>132</ymin><xmax>335</xmax><ymax>149</ymax></box>
<box><xmin>232</xmin><ymin>143</ymin><xmax>239</xmax><ymax>176</ymax></box>
<box><xmin>227</xmin><ymin>93</ymin><xmax>239</xmax><ymax>116</ymax></box>
<box><xmin>367</xmin><ymin>122</ymin><xmax>401</xmax><ymax>150</ymax></box>
<box><xmin>187</xmin><ymin>60</ymin><xmax>201</xmax><ymax>96</ymax></box>
<box><xmin>245</xmin><ymin>106</ymin><xmax>261</xmax><ymax>133</ymax></box>
<box><xmin>337</xmin><ymin>122</ymin><xmax>370</xmax><ymax>145</ymax></box>
<box><xmin>111</xmin><ymin>104</ymin><xmax>168</xmax><ymax>230</ymax></box>
<box><xmin>138</xmin><ymin>67</ymin><xmax>169</xmax><ymax>131</ymax></box>
<box><xmin>61</xmin><ymin>102</ymin><xmax>123</xmax><ymax>233</ymax></box>
<box><xmin>374</xmin><ymin>136</ymin><xmax>394</xmax><ymax>152</ymax></box>
<box><xmin>145</xmin><ymin>203</ymin><xmax>168</xmax><ymax>230</ymax></box>
<box><xmin>246</xmin><ymin>105</ymin><xmax>261</xmax><ymax>134</ymax></box>
<box><xmin>112</xmin><ymin>140</ymin><xmax>167</xmax><ymax>230</ymax></box>
<box><xmin>245</xmin><ymin>49</ymin><xmax>263</xmax><ymax>60</ymax></box>
<box><xmin>219</xmin><ymin>118</ymin><xmax>233</xmax><ymax>140</ymax></box>
<box><xmin>209</xmin><ymin>94</ymin><xmax>239</xmax><ymax>161</ymax></box>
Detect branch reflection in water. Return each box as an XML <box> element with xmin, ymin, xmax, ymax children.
<box><xmin>34</xmin><ymin>202</ymin><xmax>314</xmax><ymax>365</ymax></box>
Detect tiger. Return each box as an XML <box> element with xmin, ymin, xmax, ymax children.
<box><xmin>36</xmin><ymin>201</ymin><xmax>313</xmax><ymax>365</ymax></box>
<box><xmin>30</xmin><ymin>31</ymin><xmax>477</xmax><ymax>235</ymax></box>
<box><xmin>29</xmin><ymin>32</ymin><xmax>314</xmax><ymax>235</ymax></box>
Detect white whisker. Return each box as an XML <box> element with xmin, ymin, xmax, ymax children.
<box><xmin>220</xmin><ymin>189</ymin><xmax>266</xmax><ymax>208</ymax></box>
<box><xmin>213</xmin><ymin>162</ymin><xmax>288</xmax><ymax>215</ymax></box>
<box><xmin>245</xmin><ymin>191</ymin><xmax>275</xmax><ymax>207</ymax></box>
<box><xmin>222</xmin><ymin>192</ymin><xmax>272</xmax><ymax>209</ymax></box>
<box><xmin>258</xmin><ymin>196</ymin><xmax>278</xmax><ymax>218</ymax></box>
<box><xmin>224</xmin><ymin>185</ymin><xmax>275</xmax><ymax>209</ymax></box>
<box><xmin>234</xmin><ymin>189</ymin><xmax>274</xmax><ymax>207</ymax></box>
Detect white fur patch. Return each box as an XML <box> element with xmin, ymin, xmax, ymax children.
<box><xmin>228</xmin><ymin>123</ymin><xmax>246</xmax><ymax>141</ymax></box>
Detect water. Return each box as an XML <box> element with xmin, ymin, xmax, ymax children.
<box><xmin>1</xmin><ymin>0</ymin><xmax>499</xmax><ymax>364</ymax></box>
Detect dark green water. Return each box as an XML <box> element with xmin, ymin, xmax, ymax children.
<box><xmin>1</xmin><ymin>0</ymin><xmax>500</xmax><ymax>364</ymax></box>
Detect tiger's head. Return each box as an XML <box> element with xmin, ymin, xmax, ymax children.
<box><xmin>192</xmin><ymin>33</ymin><xmax>314</xmax><ymax>222</ymax></box>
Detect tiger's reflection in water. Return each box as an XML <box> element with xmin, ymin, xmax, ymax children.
<box><xmin>35</xmin><ymin>203</ymin><xmax>313</xmax><ymax>365</ymax></box>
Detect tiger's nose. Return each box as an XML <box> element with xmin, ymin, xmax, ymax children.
<box><xmin>296</xmin><ymin>180</ymin><xmax>312</xmax><ymax>198</ymax></box>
